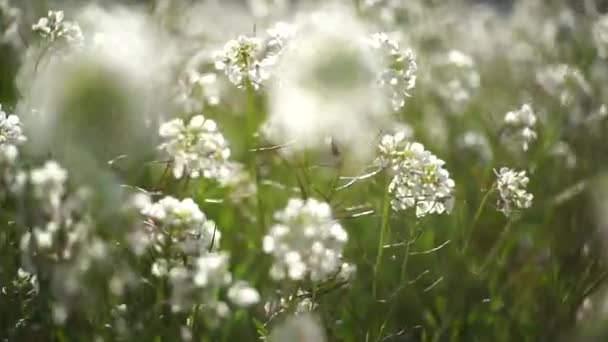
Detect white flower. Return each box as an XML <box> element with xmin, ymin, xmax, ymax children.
<box><xmin>495</xmin><ymin>167</ymin><xmax>533</xmax><ymax>217</ymax></box>
<box><xmin>193</xmin><ymin>252</ymin><xmax>232</xmax><ymax>288</ymax></box>
<box><xmin>265</xmin><ymin>6</ymin><xmax>389</xmax><ymax>158</ymax></box>
<box><xmin>0</xmin><ymin>104</ymin><xmax>26</xmax><ymax>166</ymax></box>
<box><xmin>0</xmin><ymin>104</ymin><xmax>26</xmax><ymax>146</ymax></box>
<box><xmin>263</xmin><ymin>198</ymin><xmax>348</xmax><ymax>282</ymax></box>
<box><xmin>29</xmin><ymin>160</ymin><xmax>68</xmax><ymax>210</ymax></box>
<box><xmin>32</xmin><ymin>10</ymin><xmax>83</xmax><ymax>45</ymax></box>
<box><xmin>214</xmin><ymin>35</ymin><xmax>274</xmax><ymax>89</ymax></box>
<box><xmin>174</xmin><ymin>70</ymin><xmax>221</xmax><ymax>114</ymax></box>
<box><xmin>367</xmin><ymin>32</ymin><xmax>417</xmax><ymax>110</ymax></box>
<box><xmin>227</xmin><ymin>281</ymin><xmax>260</xmax><ymax>307</ymax></box>
<box><xmin>141</xmin><ymin>196</ymin><xmax>220</xmax><ymax>254</ymax></box>
<box><xmin>503</xmin><ymin>104</ymin><xmax>537</xmax><ymax>152</ymax></box>
<box><xmin>379</xmin><ymin>134</ymin><xmax>455</xmax><ymax>217</ymax></box>
<box><xmin>159</xmin><ymin>115</ymin><xmax>231</xmax><ymax>180</ymax></box>
<box><xmin>267</xmin><ymin>22</ymin><xmax>297</xmax><ymax>54</ymax></box>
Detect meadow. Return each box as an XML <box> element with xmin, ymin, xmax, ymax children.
<box><xmin>1</xmin><ymin>0</ymin><xmax>608</xmax><ymax>341</ymax></box>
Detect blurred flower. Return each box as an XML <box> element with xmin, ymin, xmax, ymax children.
<box><xmin>192</xmin><ymin>252</ymin><xmax>232</xmax><ymax>288</ymax></box>
<box><xmin>0</xmin><ymin>0</ymin><xmax>21</xmax><ymax>48</ymax></box>
<box><xmin>269</xmin><ymin>314</ymin><xmax>326</xmax><ymax>342</ymax></box>
<box><xmin>140</xmin><ymin>196</ymin><xmax>220</xmax><ymax>255</ymax></box>
<box><xmin>32</xmin><ymin>10</ymin><xmax>84</xmax><ymax>45</ymax></box>
<box><xmin>379</xmin><ymin>134</ymin><xmax>455</xmax><ymax>217</ymax></box>
<box><xmin>174</xmin><ymin>70</ymin><xmax>221</xmax><ymax>114</ymax></box>
<box><xmin>265</xmin><ymin>5</ymin><xmax>390</xmax><ymax>159</ymax></box>
<box><xmin>495</xmin><ymin>167</ymin><xmax>533</xmax><ymax>217</ymax></box>
<box><xmin>366</xmin><ymin>32</ymin><xmax>417</xmax><ymax>110</ymax></box>
<box><xmin>502</xmin><ymin>104</ymin><xmax>537</xmax><ymax>152</ymax></box>
<box><xmin>227</xmin><ymin>281</ymin><xmax>261</xmax><ymax>307</ymax></box>
<box><xmin>457</xmin><ymin>130</ymin><xmax>493</xmax><ymax>164</ymax></box>
<box><xmin>0</xmin><ymin>104</ymin><xmax>26</xmax><ymax>166</ymax></box>
<box><xmin>29</xmin><ymin>160</ymin><xmax>68</xmax><ymax>211</ymax></box>
<box><xmin>263</xmin><ymin>198</ymin><xmax>348</xmax><ymax>282</ymax></box>
<box><xmin>214</xmin><ymin>35</ymin><xmax>274</xmax><ymax>89</ymax></box>
<box><xmin>159</xmin><ymin>115</ymin><xmax>232</xmax><ymax>180</ymax></box>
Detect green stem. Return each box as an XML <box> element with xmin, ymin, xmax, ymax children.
<box><xmin>479</xmin><ymin>220</ymin><xmax>513</xmax><ymax>272</ymax></box>
<box><xmin>373</xmin><ymin>183</ymin><xmax>391</xmax><ymax>298</ymax></box>
<box><xmin>399</xmin><ymin>224</ymin><xmax>415</xmax><ymax>284</ymax></box>
<box><xmin>245</xmin><ymin>80</ymin><xmax>266</xmax><ymax>231</ymax></box>
<box><xmin>463</xmin><ymin>183</ymin><xmax>495</xmax><ymax>254</ymax></box>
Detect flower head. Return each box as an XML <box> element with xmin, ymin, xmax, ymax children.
<box><xmin>159</xmin><ymin>115</ymin><xmax>231</xmax><ymax>180</ymax></box>
<box><xmin>263</xmin><ymin>198</ymin><xmax>348</xmax><ymax>282</ymax></box>
<box><xmin>32</xmin><ymin>10</ymin><xmax>83</xmax><ymax>45</ymax></box>
<box><xmin>495</xmin><ymin>167</ymin><xmax>533</xmax><ymax>217</ymax></box>
<box><xmin>379</xmin><ymin>133</ymin><xmax>455</xmax><ymax>217</ymax></box>
<box><xmin>503</xmin><ymin>104</ymin><xmax>537</xmax><ymax>152</ymax></box>
<box><xmin>367</xmin><ymin>32</ymin><xmax>417</xmax><ymax>110</ymax></box>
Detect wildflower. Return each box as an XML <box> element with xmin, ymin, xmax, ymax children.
<box><xmin>263</xmin><ymin>198</ymin><xmax>348</xmax><ymax>282</ymax></box>
<box><xmin>265</xmin><ymin>6</ymin><xmax>389</xmax><ymax>158</ymax></box>
<box><xmin>29</xmin><ymin>160</ymin><xmax>68</xmax><ymax>210</ymax></box>
<box><xmin>269</xmin><ymin>314</ymin><xmax>326</xmax><ymax>342</ymax></box>
<box><xmin>174</xmin><ymin>70</ymin><xmax>221</xmax><ymax>114</ymax></box>
<box><xmin>503</xmin><ymin>104</ymin><xmax>537</xmax><ymax>152</ymax></box>
<box><xmin>159</xmin><ymin>115</ymin><xmax>231</xmax><ymax>180</ymax></box>
<box><xmin>266</xmin><ymin>22</ymin><xmax>297</xmax><ymax>55</ymax></box>
<box><xmin>367</xmin><ymin>32</ymin><xmax>417</xmax><ymax>110</ymax></box>
<box><xmin>32</xmin><ymin>10</ymin><xmax>83</xmax><ymax>45</ymax></box>
<box><xmin>0</xmin><ymin>104</ymin><xmax>26</xmax><ymax>165</ymax></box>
<box><xmin>227</xmin><ymin>281</ymin><xmax>261</xmax><ymax>307</ymax></box>
<box><xmin>192</xmin><ymin>252</ymin><xmax>232</xmax><ymax>288</ymax></box>
<box><xmin>495</xmin><ymin>167</ymin><xmax>533</xmax><ymax>217</ymax></box>
<box><xmin>379</xmin><ymin>134</ymin><xmax>455</xmax><ymax>217</ymax></box>
<box><xmin>140</xmin><ymin>196</ymin><xmax>220</xmax><ymax>255</ymax></box>
<box><xmin>432</xmin><ymin>50</ymin><xmax>480</xmax><ymax>112</ymax></box>
<box><xmin>214</xmin><ymin>35</ymin><xmax>273</xmax><ymax>89</ymax></box>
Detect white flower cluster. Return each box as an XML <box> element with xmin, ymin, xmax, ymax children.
<box><xmin>434</xmin><ymin>50</ymin><xmax>480</xmax><ymax>112</ymax></box>
<box><xmin>214</xmin><ymin>35</ymin><xmax>272</xmax><ymax>89</ymax></box>
<box><xmin>367</xmin><ymin>32</ymin><xmax>417</xmax><ymax>110</ymax></box>
<box><xmin>159</xmin><ymin>114</ymin><xmax>231</xmax><ymax>180</ymax></box>
<box><xmin>138</xmin><ymin>195</ymin><xmax>259</xmax><ymax>312</ymax></box>
<box><xmin>0</xmin><ymin>104</ymin><xmax>26</xmax><ymax>165</ymax></box>
<box><xmin>32</xmin><ymin>10</ymin><xmax>84</xmax><ymax>45</ymax></box>
<box><xmin>139</xmin><ymin>196</ymin><xmax>219</xmax><ymax>256</ymax></box>
<box><xmin>0</xmin><ymin>0</ymin><xmax>21</xmax><ymax>47</ymax></box>
<box><xmin>174</xmin><ymin>70</ymin><xmax>221</xmax><ymax>115</ymax></box>
<box><xmin>494</xmin><ymin>167</ymin><xmax>533</xmax><ymax>217</ymax></box>
<box><xmin>379</xmin><ymin>133</ymin><xmax>455</xmax><ymax>217</ymax></box>
<box><xmin>214</xmin><ymin>22</ymin><xmax>297</xmax><ymax>90</ymax></box>
<box><xmin>503</xmin><ymin>104</ymin><xmax>537</xmax><ymax>152</ymax></box>
<box><xmin>18</xmin><ymin>161</ymin><xmax>94</xmax><ymax>264</ymax></box>
<box><xmin>535</xmin><ymin>64</ymin><xmax>591</xmax><ymax>107</ymax></box>
<box><xmin>263</xmin><ymin>198</ymin><xmax>349</xmax><ymax>282</ymax></box>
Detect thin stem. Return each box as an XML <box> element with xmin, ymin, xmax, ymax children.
<box><xmin>245</xmin><ymin>80</ymin><xmax>266</xmax><ymax>231</ymax></box>
<box><xmin>463</xmin><ymin>183</ymin><xmax>495</xmax><ymax>254</ymax></box>
<box><xmin>479</xmin><ymin>220</ymin><xmax>513</xmax><ymax>272</ymax></box>
<box><xmin>373</xmin><ymin>182</ymin><xmax>391</xmax><ymax>298</ymax></box>
<box><xmin>399</xmin><ymin>224</ymin><xmax>416</xmax><ymax>284</ymax></box>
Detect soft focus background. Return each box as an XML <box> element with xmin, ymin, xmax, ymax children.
<box><xmin>2</xmin><ymin>0</ymin><xmax>608</xmax><ymax>341</ymax></box>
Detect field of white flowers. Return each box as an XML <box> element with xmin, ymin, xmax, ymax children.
<box><xmin>1</xmin><ymin>0</ymin><xmax>608</xmax><ymax>340</ymax></box>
